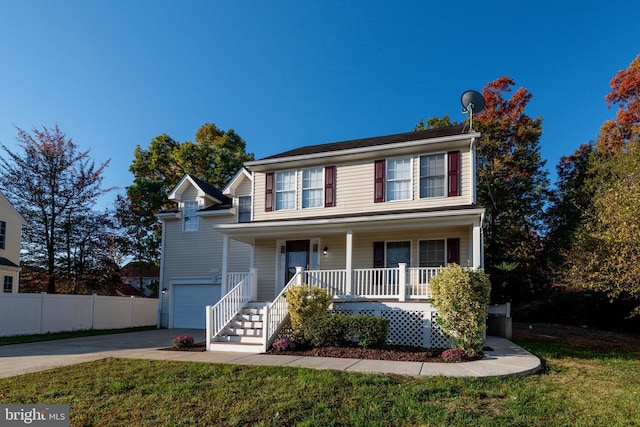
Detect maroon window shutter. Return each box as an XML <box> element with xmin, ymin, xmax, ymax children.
<box><xmin>373</xmin><ymin>241</ymin><xmax>385</xmax><ymax>268</ymax></box>
<box><xmin>324</xmin><ymin>166</ymin><xmax>335</xmax><ymax>208</ymax></box>
<box><xmin>265</xmin><ymin>172</ymin><xmax>274</xmax><ymax>212</ymax></box>
<box><xmin>447</xmin><ymin>238</ymin><xmax>460</xmax><ymax>265</ymax></box>
<box><xmin>448</xmin><ymin>151</ymin><xmax>461</xmax><ymax>197</ymax></box>
<box><xmin>374</xmin><ymin>160</ymin><xmax>385</xmax><ymax>203</ymax></box>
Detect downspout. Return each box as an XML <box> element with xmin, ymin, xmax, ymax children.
<box><xmin>470</xmin><ymin>136</ymin><xmax>477</xmax><ymax>205</ymax></box>
<box><xmin>480</xmin><ymin>211</ymin><xmax>485</xmax><ymax>269</ymax></box>
<box><xmin>157</xmin><ymin>218</ymin><xmax>167</xmax><ymax>329</ymax></box>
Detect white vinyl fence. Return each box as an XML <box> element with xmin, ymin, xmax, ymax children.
<box><xmin>0</xmin><ymin>292</ymin><xmax>158</xmax><ymax>337</ymax></box>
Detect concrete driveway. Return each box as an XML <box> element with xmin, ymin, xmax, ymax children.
<box><xmin>0</xmin><ymin>329</ymin><xmax>205</xmax><ymax>379</ymax></box>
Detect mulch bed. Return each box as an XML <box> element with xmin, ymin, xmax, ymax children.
<box><xmin>268</xmin><ymin>344</ymin><xmax>484</xmax><ymax>362</ymax></box>
<box><xmin>161</xmin><ymin>342</ymin><xmax>484</xmax><ymax>362</ymax></box>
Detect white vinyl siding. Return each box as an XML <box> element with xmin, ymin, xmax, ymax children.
<box><xmin>420</xmin><ymin>154</ymin><xmax>445</xmax><ymax>198</ymax></box>
<box><xmin>386</xmin><ymin>157</ymin><xmax>412</xmax><ymax>201</ymax></box>
<box><xmin>302</xmin><ymin>168</ymin><xmax>323</xmax><ymax>208</ymax></box>
<box><xmin>275</xmin><ymin>171</ymin><xmax>296</xmax><ymax>210</ymax></box>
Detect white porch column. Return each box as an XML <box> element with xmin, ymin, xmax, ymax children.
<box><xmin>398</xmin><ymin>263</ymin><xmax>407</xmax><ymax>302</ymax></box>
<box><xmin>472</xmin><ymin>218</ymin><xmax>482</xmax><ymax>269</ymax></box>
<box><xmin>295</xmin><ymin>266</ymin><xmax>305</xmax><ymax>286</ymax></box>
<box><xmin>345</xmin><ymin>229</ymin><xmax>353</xmax><ymax>298</ymax></box>
<box><xmin>221</xmin><ymin>235</ymin><xmax>230</xmax><ymax>294</ymax></box>
<box><xmin>250</xmin><ymin>268</ymin><xmax>258</xmax><ymax>301</ymax></box>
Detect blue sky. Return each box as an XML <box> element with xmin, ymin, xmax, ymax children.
<box><xmin>1</xmin><ymin>1</ymin><xmax>638</xmax><ymax>208</ymax></box>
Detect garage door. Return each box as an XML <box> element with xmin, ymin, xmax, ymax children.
<box><xmin>173</xmin><ymin>284</ymin><xmax>221</xmax><ymax>329</ymax></box>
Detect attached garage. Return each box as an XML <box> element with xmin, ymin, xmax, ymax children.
<box><xmin>170</xmin><ymin>282</ymin><xmax>221</xmax><ymax>329</ymax></box>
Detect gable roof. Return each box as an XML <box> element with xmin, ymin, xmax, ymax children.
<box><xmin>0</xmin><ymin>191</ymin><xmax>28</xmax><ymax>226</ymax></box>
<box><xmin>253</xmin><ymin>125</ymin><xmax>468</xmax><ymax>162</ymax></box>
<box><xmin>168</xmin><ymin>174</ymin><xmax>232</xmax><ymax>205</ymax></box>
<box><xmin>0</xmin><ymin>257</ymin><xmax>19</xmax><ymax>268</ymax></box>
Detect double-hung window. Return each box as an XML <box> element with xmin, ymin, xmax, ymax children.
<box><xmin>275</xmin><ymin>171</ymin><xmax>296</xmax><ymax>210</ymax></box>
<box><xmin>3</xmin><ymin>276</ymin><xmax>13</xmax><ymax>293</ymax></box>
<box><xmin>183</xmin><ymin>200</ymin><xmax>199</xmax><ymax>231</ymax></box>
<box><xmin>386</xmin><ymin>157</ymin><xmax>412</xmax><ymax>201</ymax></box>
<box><xmin>386</xmin><ymin>241</ymin><xmax>411</xmax><ymax>268</ymax></box>
<box><xmin>238</xmin><ymin>196</ymin><xmax>252</xmax><ymax>222</ymax></box>
<box><xmin>302</xmin><ymin>168</ymin><xmax>323</xmax><ymax>208</ymax></box>
<box><xmin>419</xmin><ymin>240</ymin><xmax>445</xmax><ymax>267</ymax></box>
<box><xmin>0</xmin><ymin>221</ymin><xmax>6</xmax><ymax>250</ymax></box>
<box><xmin>420</xmin><ymin>154</ymin><xmax>445</xmax><ymax>198</ymax></box>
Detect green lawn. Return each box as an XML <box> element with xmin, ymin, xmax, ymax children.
<box><xmin>1</xmin><ymin>323</ymin><xmax>639</xmax><ymax>426</ymax></box>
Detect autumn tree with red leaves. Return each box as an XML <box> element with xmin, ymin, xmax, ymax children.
<box><xmin>597</xmin><ymin>54</ymin><xmax>640</xmax><ymax>152</ymax></box>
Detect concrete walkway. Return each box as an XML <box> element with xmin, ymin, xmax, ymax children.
<box><xmin>0</xmin><ymin>329</ymin><xmax>541</xmax><ymax>379</ymax></box>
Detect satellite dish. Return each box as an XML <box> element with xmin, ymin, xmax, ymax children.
<box><xmin>460</xmin><ymin>90</ymin><xmax>485</xmax><ymax>132</ymax></box>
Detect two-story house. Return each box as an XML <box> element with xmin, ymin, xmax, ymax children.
<box><xmin>0</xmin><ymin>192</ymin><xmax>27</xmax><ymax>294</ymax></box>
<box><xmin>158</xmin><ymin>124</ymin><xmax>485</xmax><ymax>352</ymax></box>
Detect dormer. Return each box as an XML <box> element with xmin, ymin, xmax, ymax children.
<box><xmin>166</xmin><ymin>174</ymin><xmax>232</xmax><ymax>231</ymax></box>
<box><xmin>223</xmin><ymin>168</ymin><xmax>253</xmax><ymax>223</ymax></box>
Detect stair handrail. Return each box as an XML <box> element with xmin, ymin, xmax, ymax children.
<box><xmin>206</xmin><ymin>270</ymin><xmax>255</xmax><ymax>349</ymax></box>
<box><xmin>262</xmin><ymin>271</ymin><xmax>302</xmax><ymax>352</ymax></box>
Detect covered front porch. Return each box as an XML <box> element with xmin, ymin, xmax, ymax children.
<box><xmin>207</xmin><ymin>207</ymin><xmax>484</xmax><ymax>352</ymax></box>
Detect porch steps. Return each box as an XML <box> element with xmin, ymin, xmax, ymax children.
<box><xmin>209</xmin><ymin>302</ymin><xmax>268</xmax><ymax>353</ymax></box>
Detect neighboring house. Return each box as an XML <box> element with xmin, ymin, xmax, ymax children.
<box><xmin>159</xmin><ymin>125</ymin><xmax>485</xmax><ymax>352</ymax></box>
<box><xmin>118</xmin><ymin>261</ymin><xmax>160</xmax><ymax>297</ymax></box>
<box><xmin>0</xmin><ymin>192</ymin><xmax>27</xmax><ymax>294</ymax></box>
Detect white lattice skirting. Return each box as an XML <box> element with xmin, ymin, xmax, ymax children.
<box><xmin>330</xmin><ymin>301</ymin><xmax>450</xmax><ymax>348</ymax></box>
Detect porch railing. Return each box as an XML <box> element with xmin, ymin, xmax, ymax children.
<box><xmin>306</xmin><ymin>266</ymin><xmax>441</xmax><ymax>300</ymax></box>
<box><xmin>206</xmin><ymin>269</ymin><xmax>256</xmax><ymax>349</ymax></box>
<box><xmin>225</xmin><ymin>272</ymin><xmax>250</xmax><ymax>292</ymax></box>
<box><xmin>262</xmin><ymin>268</ymin><xmax>303</xmax><ymax>352</ymax></box>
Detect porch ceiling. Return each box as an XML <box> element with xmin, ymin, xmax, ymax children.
<box><xmin>216</xmin><ymin>206</ymin><xmax>484</xmax><ymax>243</ymax></box>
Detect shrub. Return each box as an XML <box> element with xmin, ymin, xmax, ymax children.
<box><xmin>441</xmin><ymin>348</ymin><xmax>469</xmax><ymax>362</ymax></box>
<box><xmin>172</xmin><ymin>335</ymin><xmax>195</xmax><ymax>349</ymax></box>
<box><xmin>430</xmin><ymin>264</ymin><xmax>491</xmax><ymax>354</ymax></box>
<box><xmin>272</xmin><ymin>337</ymin><xmax>297</xmax><ymax>351</ymax></box>
<box><xmin>284</xmin><ymin>285</ymin><xmax>332</xmax><ymax>337</ymax></box>
<box><xmin>304</xmin><ymin>314</ymin><xmax>389</xmax><ymax>348</ymax></box>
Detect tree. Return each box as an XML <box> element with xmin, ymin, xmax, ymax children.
<box><xmin>597</xmin><ymin>54</ymin><xmax>640</xmax><ymax>152</ymax></box>
<box><xmin>414</xmin><ymin>116</ymin><xmax>458</xmax><ymax>131</ymax></box>
<box><xmin>542</xmin><ymin>142</ymin><xmax>595</xmax><ymax>282</ymax></box>
<box><xmin>124</xmin><ymin>123</ymin><xmax>254</xmax><ymax>264</ymax></box>
<box><xmin>568</xmin><ymin>140</ymin><xmax>640</xmax><ymax>316</ymax></box>
<box><xmin>0</xmin><ymin>125</ymin><xmax>112</xmax><ymax>293</ymax></box>
<box><xmin>0</xmin><ymin>125</ymin><xmax>109</xmax><ymax>293</ymax></box>
<box><xmin>567</xmin><ymin>55</ymin><xmax>640</xmax><ymax>316</ymax></box>
<box><xmin>474</xmin><ymin>77</ymin><xmax>550</xmax><ymax>303</ymax></box>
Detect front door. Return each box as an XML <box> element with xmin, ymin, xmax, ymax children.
<box><xmin>285</xmin><ymin>240</ymin><xmax>310</xmax><ymax>285</ymax></box>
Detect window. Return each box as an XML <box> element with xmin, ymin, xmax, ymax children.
<box><xmin>275</xmin><ymin>171</ymin><xmax>296</xmax><ymax>210</ymax></box>
<box><xmin>183</xmin><ymin>200</ymin><xmax>199</xmax><ymax>231</ymax></box>
<box><xmin>420</xmin><ymin>154</ymin><xmax>445</xmax><ymax>198</ymax></box>
<box><xmin>3</xmin><ymin>276</ymin><xmax>12</xmax><ymax>293</ymax></box>
<box><xmin>0</xmin><ymin>221</ymin><xmax>5</xmax><ymax>250</ymax></box>
<box><xmin>386</xmin><ymin>241</ymin><xmax>411</xmax><ymax>268</ymax></box>
<box><xmin>386</xmin><ymin>158</ymin><xmax>412</xmax><ymax>201</ymax></box>
<box><xmin>376</xmin><ymin>151</ymin><xmax>461</xmax><ymax>202</ymax></box>
<box><xmin>238</xmin><ymin>196</ymin><xmax>252</xmax><ymax>222</ymax></box>
<box><xmin>302</xmin><ymin>168</ymin><xmax>323</xmax><ymax>208</ymax></box>
<box><xmin>419</xmin><ymin>240</ymin><xmax>445</xmax><ymax>267</ymax></box>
